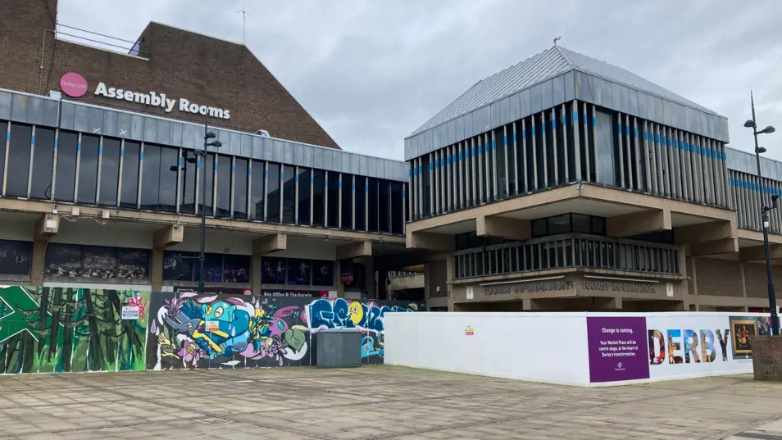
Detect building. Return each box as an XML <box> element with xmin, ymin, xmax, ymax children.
<box><xmin>0</xmin><ymin>0</ymin><xmax>413</xmax><ymax>301</ymax></box>
<box><xmin>405</xmin><ymin>45</ymin><xmax>782</xmax><ymax>313</ymax></box>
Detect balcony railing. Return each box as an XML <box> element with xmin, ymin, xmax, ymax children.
<box><xmin>453</xmin><ymin>234</ymin><xmax>680</xmax><ymax>280</ymax></box>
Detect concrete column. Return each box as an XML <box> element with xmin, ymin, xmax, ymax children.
<box><xmin>30</xmin><ymin>239</ymin><xmax>47</xmax><ymax>286</ymax></box>
<box><xmin>151</xmin><ymin>248</ymin><xmax>164</xmax><ymax>291</ymax></box>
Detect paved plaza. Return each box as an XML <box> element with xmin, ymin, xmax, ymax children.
<box><xmin>0</xmin><ymin>367</ymin><xmax>782</xmax><ymax>440</ymax></box>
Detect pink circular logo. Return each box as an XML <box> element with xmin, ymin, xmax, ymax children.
<box><xmin>59</xmin><ymin>72</ymin><xmax>88</xmax><ymax>98</ymax></box>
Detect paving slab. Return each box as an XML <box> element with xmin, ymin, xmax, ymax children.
<box><xmin>0</xmin><ymin>366</ymin><xmax>781</xmax><ymax>439</ymax></box>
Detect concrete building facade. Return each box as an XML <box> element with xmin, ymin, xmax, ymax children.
<box><xmin>405</xmin><ymin>46</ymin><xmax>782</xmax><ymax>313</ymax></box>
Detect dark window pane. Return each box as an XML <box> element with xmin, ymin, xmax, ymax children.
<box><xmin>82</xmin><ymin>246</ymin><xmax>117</xmax><ymax>278</ymax></box>
<box><xmin>355</xmin><ymin>176</ymin><xmax>366</xmax><ymax>230</ymax></box>
<box><xmin>592</xmin><ymin>216</ymin><xmax>606</xmax><ymax>235</ymax></box>
<box><xmin>54</xmin><ymin>131</ymin><xmax>78</xmax><ymax>202</ymax></box>
<box><xmin>163</xmin><ymin>251</ymin><xmax>195</xmax><ymax>281</ymax></box>
<box><xmin>297</xmin><ymin>168</ymin><xmax>310</xmax><ymax>225</ymax></box>
<box><xmin>312</xmin><ymin>170</ymin><xmax>325</xmax><ymax>226</ymax></box>
<box><xmin>77</xmin><ymin>134</ymin><xmax>99</xmax><ymax>204</ymax></box>
<box><xmin>267</xmin><ymin>163</ymin><xmax>280</xmax><ymax>222</ymax></box>
<box><xmin>120</xmin><ymin>140</ymin><xmax>140</xmax><ymax>208</ymax></box>
<box><xmin>140</xmin><ymin>144</ymin><xmax>160</xmax><ymax>210</ymax></box>
<box><xmin>31</xmin><ymin>127</ymin><xmax>55</xmax><ymax>200</ymax></box>
<box><xmin>181</xmin><ymin>150</ymin><xmax>197</xmax><ymax>215</ymax></box>
<box><xmin>200</xmin><ymin>153</ymin><xmax>215</xmax><ymax>216</ymax></box>
<box><xmin>98</xmin><ymin>137</ymin><xmax>120</xmax><ymax>206</ymax></box>
<box><xmin>234</xmin><ymin>158</ymin><xmax>248</xmax><ymax>219</ymax></box>
<box><xmin>282</xmin><ymin>165</ymin><xmax>295</xmax><ymax>223</ymax></box>
<box><xmin>312</xmin><ymin>260</ymin><xmax>334</xmax><ymax>286</ymax></box>
<box><xmin>203</xmin><ymin>253</ymin><xmax>222</xmax><ymax>282</ymax></box>
<box><xmin>0</xmin><ymin>122</ymin><xmax>6</xmax><ymax>190</ymax></box>
<box><xmin>532</xmin><ymin>219</ymin><xmax>547</xmax><ymax>237</ymax></box>
<box><xmin>341</xmin><ymin>173</ymin><xmax>353</xmax><ymax>230</ymax></box>
<box><xmin>45</xmin><ymin>243</ymin><xmax>82</xmax><ymax>277</ymax></box>
<box><xmin>327</xmin><ymin>171</ymin><xmax>338</xmax><ymax>228</ymax></box>
<box><xmin>547</xmin><ymin>214</ymin><xmax>571</xmax><ymax>235</ymax></box>
<box><xmin>368</xmin><ymin>178</ymin><xmax>379</xmax><ymax>232</ymax></box>
<box><xmin>0</xmin><ymin>240</ymin><xmax>32</xmax><ymax>275</ymax></box>
<box><xmin>215</xmin><ymin>155</ymin><xmax>231</xmax><ymax>217</ymax></box>
<box><xmin>158</xmin><ymin>146</ymin><xmax>178</xmax><ymax>213</ymax></box>
<box><xmin>6</xmin><ymin>123</ymin><xmax>32</xmax><ymax>197</ymax></box>
<box><xmin>287</xmin><ymin>258</ymin><xmax>310</xmax><ymax>285</ymax></box>
<box><xmin>572</xmin><ymin>214</ymin><xmax>591</xmax><ymax>233</ymax></box>
<box><xmin>262</xmin><ymin>256</ymin><xmax>286</xmax><ymax>284</ymax></box>
<box><xmin>596</xmin><ymin>110</ymin><xmax>616</xmax><ymax>186</ymax></box>
<box><xmin>119</xmin><ymin>248</ymin><xmax>150</xmax><ymax>280</ymax></box>
<box><xmin>422</xmin><ymin>156</ymin><xmax>431</xmax><ymax>215</ymax></box>
<box><xmin>391</xmin><ymin>182</ymin><xmax>403</xmax><ymax>234</ymax></box>
<box><xmin>379</xmin><ymin>180</ymin><xmax>390</xmax><ymax>232</ymax></box>
<box><xmin>223</xmin><ymin>254</ymin><xmax>250</xmax><ymax>283</ymax></box>
<box><xmin>250</xmin><ymin>160</ymin><xmax>265</xmax><ymax>220</ymax></box>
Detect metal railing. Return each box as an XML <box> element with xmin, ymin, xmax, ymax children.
<box><xmin>453</xmin><ymin>234</ymin><xmax>680</xmax><ymax>280</ymax></box>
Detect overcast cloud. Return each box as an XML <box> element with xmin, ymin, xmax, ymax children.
<box><xmin>57</xmin><ymin>0</ymin><xmax>782</xmax><ymax>161</ymax></box>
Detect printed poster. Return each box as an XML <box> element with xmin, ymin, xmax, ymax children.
<box><xmin>121</xmin><ymin>306</ymin><xmax>140</xmax><ymax>320</ymax></box>
<box><xmin>586</xmin><ymin>316</ymin><xmax>650</xmax><ymax>383</ymax></box>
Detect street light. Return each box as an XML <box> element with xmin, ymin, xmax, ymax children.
<box><xmin>196</xmin><ymin>125</ymin><xmax>222</xmax><ymax>295</ymax></box>
<box><xmin>746</xmin><ymin>92</ymin><xmax>779</xmax><ymax>336</ymax></box>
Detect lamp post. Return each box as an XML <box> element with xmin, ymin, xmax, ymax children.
<box><xmin>745</xmin><ymin>92</ymin><xmax>779</xmax><ymax>336</ymax></box>
<box><xmin>197</xmin><ymin>124</ymin><xmax>222</xmax><ymax>294</ymax></box>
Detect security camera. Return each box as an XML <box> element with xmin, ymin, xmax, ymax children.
<box><xmin>773</xmin><ymin>194</ymin><xmax>779</xmax><ymax>207</ymax></box>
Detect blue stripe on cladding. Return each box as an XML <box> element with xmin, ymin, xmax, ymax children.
<box><xmin>625</xmin><ymin>126</ymin><xmax>630</xmax><ymax>136</ymax></box>
<box><xmin>434</xmin><ymin>161</ymin><xmax>438</xmax><ymax>169</ymax></box>
<box><xmin>655</xmin><ymin>134</ymin><xmax>660</xmax><ymax>143</ymax></box>
<box><xmin>338</xmin><ymin>180</ymin><xmax>342</xmax><ymax>188</ymax></box>
<box><xmin>429</xmin><ymin>162</ymin><xmax>433</xmax><ymax>170</ymax></box>
<box><xmin>119</xmin><ymin>147</ymin><xmax>123</xmax><ymax>157</ymax></box>
<box><xmin>214</xmin><ymin>161</ymin><xmax>218</xmax><ymax>171</ymax></box>
<box><xmin>31</xmin><ymin>135</ymin><xmax>35</xmax><ymax>145</ymax></box>
<box><xmin>633</xmin><ymin>128</ymin><xmax>638</xmax><ymax>138</ymax></box>
<box><xmin>402</xmin><ymin>188</ymin><xmax>405</xmax><ymax>196</ymax></box>
<box><xmin>504</xmin><ymin>135</ymin><xmax>507</xmax><ymax>146</ymax></box>
<box><xmin>562</xmin><ymin>115</ymin><xmax>567</xmax><ymax>125</ymax></box>
<box><xmin>522</xmin><ymin>129</ymin><xmax>527</xmax><ymax>138</ymax></box>
<box><xmin>139</xmin><ymin>150</ymin><xmax>143</xmax><ymax>160</ymax></box>
<box><xmin>365</xmin><ymin>183</ymin><xmax>368</xmax><ymax>192</ymax></box>
<box><xmin>573</xmin><ymin>110</ymin><xmax>579</xmax><ymax>122</ymax></box>
<box><xmin>552</xmin><ymin>119</ymin><xmax>556</xmax><ymax>130</ymax></box>
<box><xmin>248</xmin><ymin>166</ymin><xmax>252</xmax><ymax>175</ymax></box>
<box><xmin>196</xmin><ymin>158</ymin><xmax>200</xmax><ymax>168</ymax></box>
<box><xmin>532</xmin><ymin>126</ymin><xmax>536</xmax><ymax>136</ymax></box>
<box><xmin>295</xmin><ymin>175</ymin><xmax>299</xmax><ymax>183</ymax></box>
<box><xmin>178</xmin><ymin>157</ymin><xmax>182</xmax><ymax>166</ymax></box>
<box><xmin>265</xmin><ymin>169</ymin><xmax>268</xmax><ymax>178</ymax></box>
<box><xmin>78</xmin><ymin>142</ymin><xmax>82</xmax><ymax>152</ymax></box>
<box><xmin>472</xmin><ymin>147</ymin><xmax>476</xmax><ymax>156</ymax></box>
<box><xmin>310</xmin><ymin>175</ymin><xmax>313</xmax><ymax>183</ymax></box>
<box><xmin>592</xmin><ymin>116</ymin><xmax>596</xmax><ymax>127</ymax></box>
<box><xmin>232</xmin><ymin>165</ymin><xmax>235</xmax><ymax>173</ymax></box>
<box><xmin>492</xmin><ymin>140</ymin><xmax>496</xmax><ymax>150</ymax></box>
<box><xmin>5</xmin><ymin>132</ymin><xmax>9</xmax><ymax>142</ymax></box>
<box><xmin>409</xmin><ymin>169</ymin><xmax>412</xmax><ymax>176</ymax></box>
<box><xmin>54</xmin><ymin>139</ymin><xmax>58</xmax><ymax>149</ymax></box>
<box><xmin>643</xmin><ymin>131</ymin><xmax>648</xmax><ymax>141</ymax></box>
<box><xmin>542</xmin><ymin>122</ymin><xmax>546</xmax><ymax>132</ymax></box>
<box><xmin>352</xmin><ymin>181</ymin><xmax>355</xmax><ymax>190</ymax></box>
<box><xmin>617</xmin><ymin>122</ymin><xmax>621</xmax><ymax>133</ymax></box>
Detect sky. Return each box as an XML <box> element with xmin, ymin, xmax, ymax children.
<box><xmin>57</xmin><ymin>0</ymin><xmax>782</xmax><ymax>161</ymax></box>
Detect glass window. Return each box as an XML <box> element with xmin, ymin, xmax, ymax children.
<box><xmin>180</xmin><ymin>150</ymin><xmax>197</xmax><ymax>215</ymax></box>
<box><xmin>354</xmin><ymin>176</ymin><xmax>366</xmax><ymax>230</ymax></box>
<box><xmin>158</xmin><ymin>146</ymin><xmax>178</xmax><ymax>213</ymax></box>
<box><xmin>98</xmin><ymin>137</ymin><xmax>120</xmax><ymax>206</ymax></box>
<box><xmin>234</xmin><ymin>158</ymin><xmax>248</xmax><ymax>219</ymax></box>
<box><xmin>0</xmin><ymin>240</ymin><xmax>32</xmax><ymax>276</ymax></box>
<box><xmin>31</xmin><ymin>127</ymin><xmax>55</xmax><ymax>200</ymax></box>
<box><xmin>297</xmin><ymin>168</ymin><xmax>310</xmax><ymax>225</ymax></box>
<box><xmin>379</xmin><ymin>179</ymin><xmax>390</xmax><ymax>232</ymax></box>
<box><xmin>532</xmin><ymin>219</ymin><xmax>547</xmax><ymax>237</ymax></box>
<box><xmin>119</xmin><ymin>248</ymin><xmax>149</xmax><ymax>280</ymax></box>
<box><xmin>422</xmin><ymin>155</ymin><xmax>431</xmax><ymax>216</ymax></box>
<box><xmin>262</xmin><ymin>256</ymin><xmax>287</xmax><ymax>284</ymax></box>
<box><xmin>592</xmin><ymin>216</ymin><xmax>606</xmax><ymax>235</ymax></box>
<box><xmin>0</xmin><ymin>122</ymin><xmax>6</xmax><ymax>190</ymax></box>
<box><xmin>250</xmin><ymin>160</ymin><xmax>265</xmax><ymax>220</ymax></box>
<box><xmin>368</xmin><ymin>178</ymin><xmax>379</xmax><ymax>232</ymax></box>
<box><xmin>6</xmin><ymin>123</ymin><xmax>32</xmax><ymax>197</ymax></box>
<box><xmin>287</xmin><ymin>258</ymin><xmax>311</xmax><ymax>285</ymax></box>
<box><xmin>140</xmin><ymin>144</ymin><xmax>161</xmax><ymax>210</ymax></box>
<box><xmin>45</xmin><ymin>243</ymin><xmax>82</xmax><ymax>277</ymax></box>
<box><xmin>215</xmin><ymin>155</ymin><xmax>231</xmax><ymax>217</ymax></box>
<box><xmin>572</xmin><ymin>214</ymin><xmax>591</xmax><ymax>233</ymax></box>
<box><xmin>163</xmin><ymin>251</ymin><xmax>195</xmax><ymax>281</ymax></box>
<box><xmin>312</xmin><ymin>170</ymin><xmax>325</xmax><ymax>226</ymax></box>
<box><xmin>507</xmin><ymin>131</ymin><xmax>516</xmax><ymax>195</ymax></box>
<box><xmin>201</xmin><ymin>153</ymin><xmax>215</xmax><ymax>216</ymax></box>
<box><xmin>77</xmin><ymin>134</ymin><xmax>100</xmax><ymax>204</ymax></box>
<box><xmin>82</xmin><ymin>246</ymin><xmax>118</xmax><ymax>278</ymax></box>
<box><xmin>496</xmin><ymin>131</ymin><xmax>507</xmax><ymax>199</ymax></box>
<box><xmin>120</xmin><ymin>140</ymin><xmax>140</xmax><ymax>209</ymax></box>
<box><xmin>595</xmin><ymin>110</ymin><xmax>616</xmax><ymax>186</ymax></box>
<box><xmin>282</xmin><ymin>165</ymin><xmax>295</xmax><ymax>223</ymax></box>
<box><xmin>312</xmin><ymin>260</ymin><xmax>334</xmax><ymax>286</ymax></box>
<box><xmin>267</xmin><ymin>163</ymin><xmax>280</xmax><ymax>222</ymax></box>
<box><xmin>341</xmin><ymin>173</ymin><xmax>353</xmax><ymax>230</ymax></box>
<box><xmin>202</xmin><ymin>253</ymin><xmax>223</xmax><ymax>282</ymax></box>
<box><xmin>391</xmin><ymin>182</ymin><xmax>403</xmax><ymax>234</ymax></box>
<box><xmin>547</xmin><ymin>214</ymin><xmax>571</xmax><ymax>235</ymax></box>
<box><xmin>327</xmin><ymin>171</ymin><xmax>338</xmax><ymax>228</ymax></box>
<box><xmin>54</xmin><ymin>131</ymin><xmax>78</xmax><ymax>202</ymax></box>
<box><xmin>223</xmin><ymin>254</ymin><xmax>250</xmax><ymax>283</ymax></box>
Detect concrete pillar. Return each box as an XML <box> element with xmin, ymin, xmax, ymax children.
<box><xmin>30</xmin><ymin>239</ymin><xmax>47</xmax><ymax>286</ymax></box>
<box><xmin>151</xmin><ymin>248</ymin><xmax>164</xmax><ymax>291</ymax></box>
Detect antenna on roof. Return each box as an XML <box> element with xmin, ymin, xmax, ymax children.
<box><xmin>553</xmin><ymin>36</ymin><xmax>561</xmax><ymax>46</ymax></box>
<box><xmin>236</xmin><ymin>6</ymin><xmax>250</xmax><ymax>45</ymax></box>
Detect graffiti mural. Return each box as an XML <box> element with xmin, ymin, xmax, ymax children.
<box><xmin>146</xmin><ymin>292</ymin><xmax>422</xmax><ymax>370</ymax></box>
<box><xmin>0</xmin><ymin>286</ymin><xmax>149</xmax><ymax>374</ymax></box>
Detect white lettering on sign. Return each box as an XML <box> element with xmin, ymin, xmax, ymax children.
<box><xmin>94</xmin><ymin>82</ymin><xmax>230</xmax><ymax>120</ymax></box>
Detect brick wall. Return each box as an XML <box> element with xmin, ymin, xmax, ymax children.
<box><xmin>694</xmin><ymin>257</ymin><xmax>743</xmax><ymax>297</ymax></box>
<box><xmin>750</xmin><ymin>336</ymin><xmax>782</xmax><ymax>381</ymax></box>
<box><xmin>0</xmin><ymin>0</ymin><xmax>339</xmax><ymax>149</ymax></box>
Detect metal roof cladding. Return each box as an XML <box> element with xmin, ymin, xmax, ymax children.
<box><xmin>409</xmin><ymin>45</ymin><xmax>726</xmax><ymax>148</ymax></box>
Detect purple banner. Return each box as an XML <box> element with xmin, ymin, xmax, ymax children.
<box><xmin>587</xmin><ymin>316</ymin><xmax>650</xmax><ymax>383</ymax></box>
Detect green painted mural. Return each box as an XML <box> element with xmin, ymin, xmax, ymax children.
<box><xmin>0</xmin><ymin>286</ymin><xmax>149</xmax><ymax>374</ymax></box>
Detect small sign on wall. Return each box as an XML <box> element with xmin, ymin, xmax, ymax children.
<box><xmin>466</xmin><ymin>286</ymin><xmax>474</xmax><ymax>300</ymax></box>
<box><xmin>121</xmin><ymin>306</ymin><xmax>139</xmax><ymax>320</ymax></box>
<box><xmin>464</xmin><ymin>326</ymin><xmax>474</xmax><ymax>336</ymax></box>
